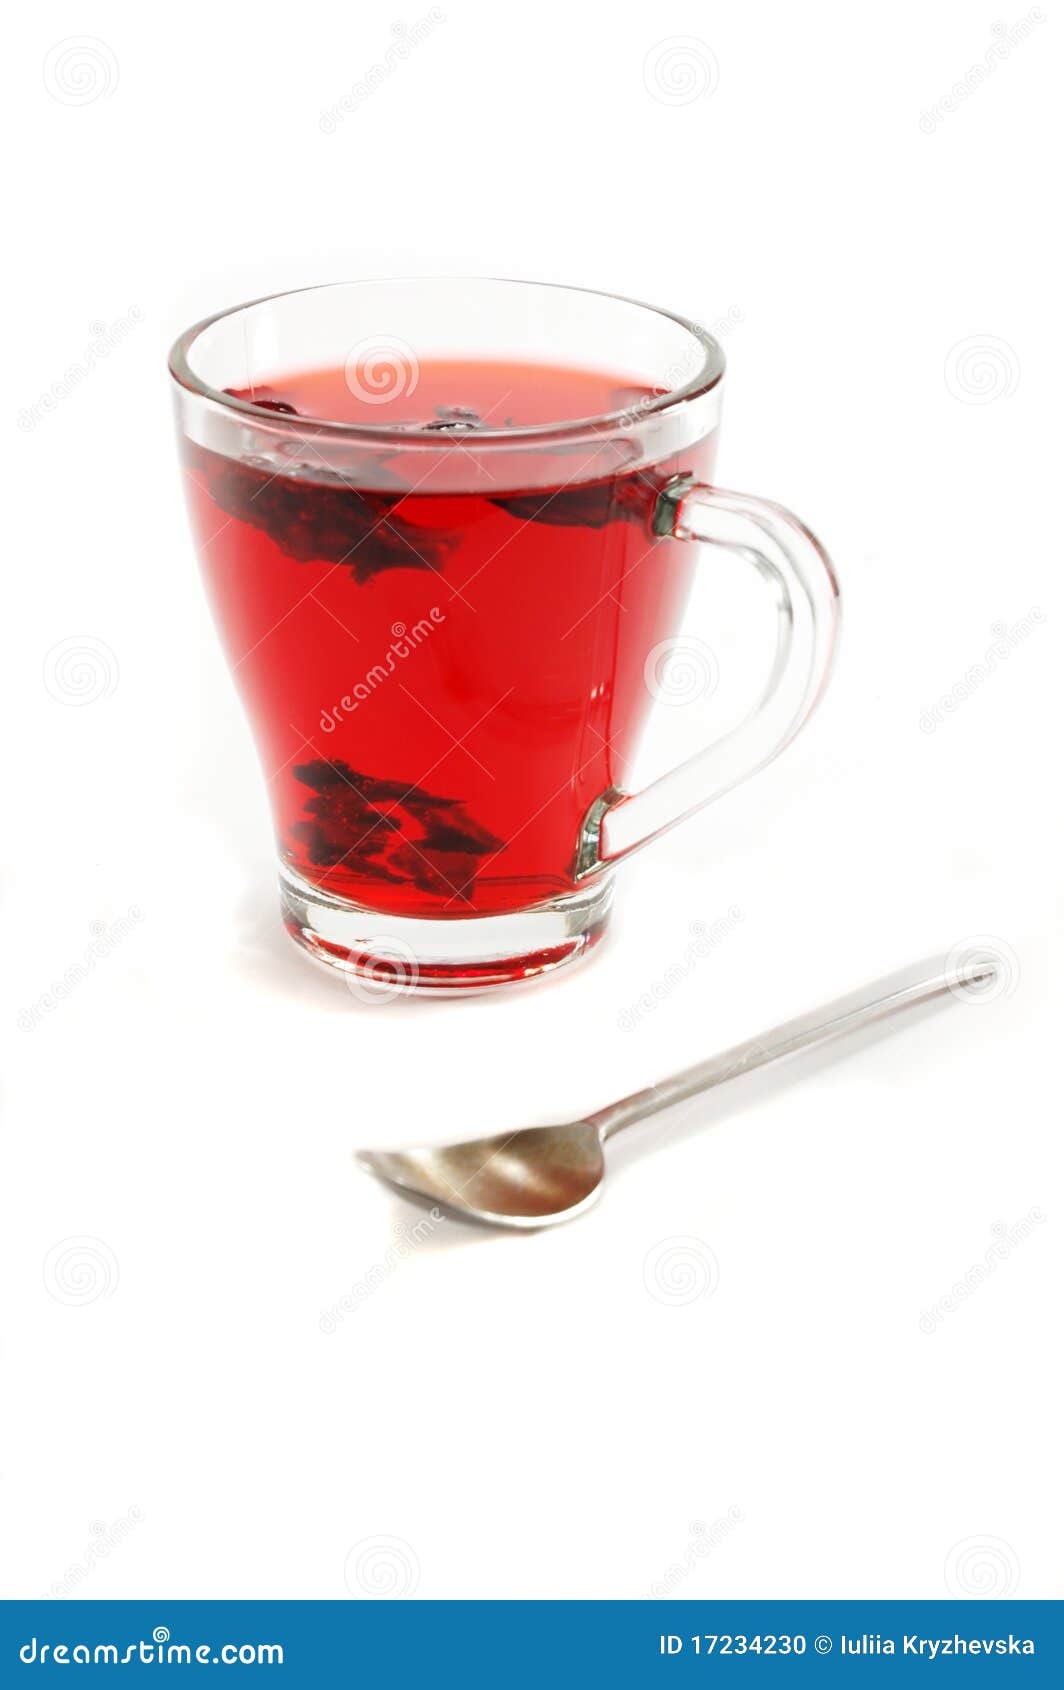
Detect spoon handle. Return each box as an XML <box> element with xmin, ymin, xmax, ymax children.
<box><xmin>589</xmin><ymin>954</ymin><xmax>993</xmax><ymax>1141</ymax></box>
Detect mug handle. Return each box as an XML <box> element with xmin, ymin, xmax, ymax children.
<box><xmin>575</xmin><ymin>474</ymin><xmax>841</xmax><ymax>874</ymax></box>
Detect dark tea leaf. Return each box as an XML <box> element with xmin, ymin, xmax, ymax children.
<box><xmin>184</xmin><ymin>443</ymin><xmax>453</xmax><ymax>581</ymax></box>
<box><xmin>291</xmin><ymin>760</ymin><xmax>504</xmax><ymax>897</ymax></box>
<box><xmin>488</xmin><ymin>465</ymin><xmax>667</xmax><ymax>531</ymax></box>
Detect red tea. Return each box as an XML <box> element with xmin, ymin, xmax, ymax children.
<box><xmin>181</xmin><ymin>359</ymin><xmax>717</xmax><ymax>918</ymax></box>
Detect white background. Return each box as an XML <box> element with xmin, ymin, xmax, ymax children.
<box><xmin>4</xmin><ymin>0</ymin><xmax>1060</xmax><ymax>1603</ymax></box>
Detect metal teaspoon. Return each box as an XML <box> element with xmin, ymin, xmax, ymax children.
<box><xmin>356</xmin><ymin>953</ymin><xmax>995</xmax><ymax>1230</ymax></box>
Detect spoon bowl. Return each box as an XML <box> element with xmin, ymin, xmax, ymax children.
<box><xmin>358</xmin><ymin>1124</ymin><xmax>606</xmax><ymax>1228</ymax></box>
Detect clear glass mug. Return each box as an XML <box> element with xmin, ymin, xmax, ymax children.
<box><xmin>169</xmin><ymin>279</ymin><xmax>839</xmax><ymax>992</ymax></box>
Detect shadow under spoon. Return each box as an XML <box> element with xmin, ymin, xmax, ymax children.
<box><xmin>356</xmin><ymin>953</ymin><xmax>996</xmax><ymax>1231</ymax></box>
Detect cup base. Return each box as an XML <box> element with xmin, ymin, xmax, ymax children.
<box><xmin>278</xmin><ymin>865</ymin><xmax>614</xmax><ymax>995</ymax></box>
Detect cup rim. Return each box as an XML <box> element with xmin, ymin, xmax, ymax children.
<box><xmin>167</xmin><ymin>276</ymin><xmax>725</xmax><ymax>447</ymax></box>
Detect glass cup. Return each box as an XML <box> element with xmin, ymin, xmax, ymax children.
<box><xmin>169</xmin><ymin>279</ymin><xmax>839</xmax><ymax>992</ymax></box>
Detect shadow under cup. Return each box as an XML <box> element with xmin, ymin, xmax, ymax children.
<box><xmin>169</xmin><ymin>279</ymin><xmax>727</xmax><ymax>991</ymax></box>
